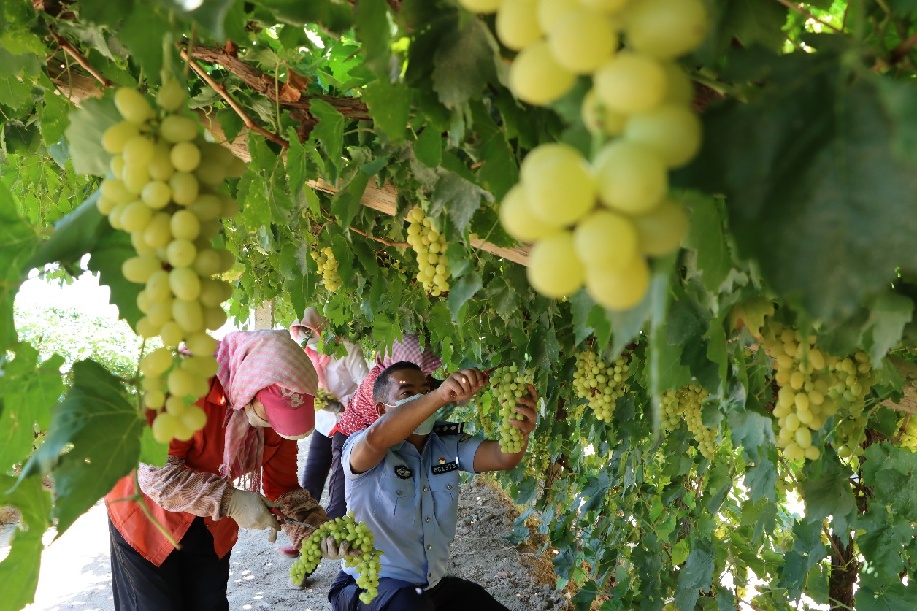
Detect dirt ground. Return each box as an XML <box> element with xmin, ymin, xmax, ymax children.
<box><xmin>5</xmin><ymin>438</ymin><xmax>570</xmax><ymax>611</ymax></box>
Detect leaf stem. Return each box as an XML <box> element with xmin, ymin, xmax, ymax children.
<box><xmin>179</xmin><ymin>48</ymin><xmax>289</xmax><ymax>149</ymax></box>
<box><xmin>48</xmin><ymin>28</ymin><xmax>113</xmax><ymax>88</ymax></box>
<box><xmin>349</xmin><ymin>226</ymin><xmax>409</xmax><ymax>248</ymax></box>
<box><xmin>770</xmin><ymin>0</ymin><xmax>843</xmax><ymax>34</ymax></box>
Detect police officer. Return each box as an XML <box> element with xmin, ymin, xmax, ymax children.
<box><xmin>328</xmin><ymin>361</ymin><xmax>538</xmax><ymax>610</ymax></box>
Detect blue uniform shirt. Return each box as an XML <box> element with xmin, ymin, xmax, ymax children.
<box><xmin>341</xmin><ymin>422</ymin><xmax>484</xmax><ymax>588</ymax></box>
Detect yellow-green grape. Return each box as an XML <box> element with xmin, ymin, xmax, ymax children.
<box><xmin>526</xmin><ymin>231</ymin><xmax>585</xmax><ymax>298</ymax></box>
<box><xmin>572</xmin><ymin>348</ymin><xmax>630</xmax><ymax>421</ymax></box>
<box><xmin>457</xmin><ymin>0</ymin><xmax>502</xmax><ymax>13</ymax></box>
<box><xmin>623</xmin><ymin>105</ymin><xmax>702</xmax><ymax>168</ymax></box>
<box><xmin>584</xmin><ymin>254</ymin><xmax>650</xmax><ymax>311</ymax></box>
<box><xmin>490</xmin><ymin>365</ymin><xmax>534</xmax><ymax>453</ymax></box>
<box><xmin>160</xmin><ymin>115</ymin><xmax>198</xmax><ymax>143</ymax></box>
<box><xmin>593</xmin><ymin>140</ymin><xmax>668</xmax><ymax>215</ymax></box>
<box><xmin>624</xmin><ymin>0</ymin><xmax>710</xmax><ymax>60</ymax></box>
<box><xmin>170</xmin><ymin>267</ymin><xmax>202</xmax><ymax>301</ymax></box>
<box><xmin>547</xmin><ymin>8</ymin><xmax>617</xmax><ymax>74</ymax></box>
<box><xmin>631</xmin><ymin>198</ymin><xmax>689</xmax><ymax>257</ymax></box>
<box><xmin>581</xmin><ymin>89</ymin><xmax>627</xmax><ymax>136</ymax></box>
<box><xmin>311</xmin><ymin>247</ymin><xmax>343</xmax><ymax>292</ymax></box>
<box><xmin>157</xmin><ymin>79</ymin><xmax>186</xmax><ymax>112</ymax></box>
<box><xmin>169</xmin><ymin>172</ymin><xmax>200</xmax><ymax>206</ymax></box>
<box><xmin>405</xmin><ymin>207</ymin><xmax>451</xmax><ymax>296</ymax></box>
<box><xmin>314</xmin><ymin>388</ymin><xmax>337</xmax><ymax>411</ymax></box>
<box><xmin>573</xmin><ymin>209</ymin><xmax>638</xmax><ymax>272</ymax></box>
<box><xmin>827</xmin><ymin>351</ymin><xmax>874</xmax><ymax>459</ymax></box>
<box><xmin>520</xmin><ymin>143</ymin><xmax>596</xmax><ymax>227</ymax></box>
<box><xmin>123</xmin><ymin>254</ymin><xmax>162</xmax><ymax>284</ymax></box>
<box><xmin>509</xmin><ymin>40</ymin><xmax>576</xmax><ymax>106</ymax></box>
<box><xmin>661</xmin><ymin>385</ymin><xmax>718</xmax><ymax>459</ymax></box>
<box><xmin>898</xmin><ymin>416</ymin><xmax>917</xmax><ymax>451</ymax></box>
<box><xmin>102</xmin><ymin>121</ymin><xmax>141</xmax><ymax>154</ymax></box>
<box><xmin>498</xmin><ymin>184</ymin><xmax>561</xmax><ymax>243</ymax></box>
<box><xmin>537</xmin><ymin>0</ymin><xmax>580</xmax><ymax>30</ymax></box>
<box><xmin>496</xmin><ymin>0</ymin><xmax>543</xmax><ymax>51</ymax></box>
<box><xmin>662</xmin><ymin>62</ymin><xmax>695</xmax><ymax>107</ymax></box>
<box><xmin>115</xmin><ymin>88</ymin><xmax>154</xmax><ymax>124</ymax></box>
<box><xmin>289</xmin><ymin>513</ymin><xmax>382</xmax><ymax>602</ymax></box>
<box><xmin>171</xmin><ymin>142</ymin><xmax>201</xmax><ymax>173</ymax></box>
<box><xmin>594</xmin><ymin>52</ymin><xmax>667</xmax><ymax>114</ymax></box>
<box><xmin>141</xmin><ymin>347</ymin><xmax>174</xmax><ymax>377</ymax></box>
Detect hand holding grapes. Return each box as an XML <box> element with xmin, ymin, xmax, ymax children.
<box><xmin>509</xmin><ymin>384</ymin><xmax>538</xmax><ymax>439</ymax></box>
<box><xmin>437</xmin><ymin>368</ymin><xmax>486</xmax><ymax>403</ymax></box>
<box><xmin>320</xmin><ymin>536</ymin><xmax>359</xmax><ymax>560</ymax></box>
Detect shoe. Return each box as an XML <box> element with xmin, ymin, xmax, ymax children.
<box><xmin>280</xmin><ymin>545</ymin><xmax>300</xmax><ymax>558</ymax></box>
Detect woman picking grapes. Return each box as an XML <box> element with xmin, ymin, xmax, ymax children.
<box><xmin>104</xmin><ymin>330</ymin><xmax>330</xmax><ymax>610</ymax></box>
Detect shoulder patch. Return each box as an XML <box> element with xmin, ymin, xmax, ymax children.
<box><xmin>432</xmin><ymin>422</ymin><xmax>463</xmax><ymax>436</ymax></box>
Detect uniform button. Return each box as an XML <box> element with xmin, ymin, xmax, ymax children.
<box><xmin>426</xmin><ymin>517</ymin><xmax>431</xmax><ymax>523</ymax></box>
<box><xmin>446</xmin><ymin>484</ymin><xmax>453</xmax><ymax>490</ymax></box>
<box><xmin>423</xmin><ymin>486</ymin><xmax>429</xmax><ymax>492</ymax></box>
<box><xmin>427</xmin><ymin>545</ymin><xmax>432</xmax><ymax>551</ymax></box>
<box><xmin>396</xmin><ymin>490</ymin><xmax>403</xmax><ymax>496</ymax></box>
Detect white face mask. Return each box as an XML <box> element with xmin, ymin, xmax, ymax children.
<box><xmin>278</xmin><ymin>431</ymin><xmax>311</xmax><ymax>441</ymax></box>
<box><xmin>244</xmin><ymin>402</ymin><xmax>271</xmax><ymax>428</ymax></box>
<box><xmin>386</xmin><ymin>393</ymin><xmax>439</xmax><ymax>435</ymax></box>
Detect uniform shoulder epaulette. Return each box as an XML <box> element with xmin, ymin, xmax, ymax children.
<box><xmin>432</xmin><ymin>422</ymin><xmax>463</xmax><ymax>436</ymax></box>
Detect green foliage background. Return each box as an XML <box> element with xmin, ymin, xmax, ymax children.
<box><xmin>3</xmin><ymin>0</ymin><xmax>917</xmax><ymax>609</ymax></box>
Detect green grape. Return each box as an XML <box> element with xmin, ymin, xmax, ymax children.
<box><xmin>120</xmin><ymin>201</ymin><xmax>154</xmax><ymax>233</ymax></box>
<box><xmin>141</xmin><ymin>347</ymin><xmax>174</xmax><ymax>377</ymax></box>
<box><xmin>625</xmin><ymin>0</ymin><xmax>709</xmax><ymax>59</ymax></box>
<box><xmin>581</xmin><ymin>89</ymin><xmax>627</xmax><ymax>136</ymax></box>
<box><xmin>526</xmin><ymin>231</ymin><xmax>585</xmax><ymax>298</ymax></box>
<box><xmin>496</xmin><ymin>0</ymin><xmax>542</xmax><ymax>51</ymax></box>
<box><xmin>181</xmin><ymin>405</ymin><xmax>208</xmax><ymax>431</ymax></box>
<box><xmin>193</xmin><ymin>249</ymin><xmax>223</xmax><ymax>277</ymax></box>
<box><xmin>143</xmin><ymin>213</ymin><xmax>174</xmax><ymax>249</ymax></box>
<box><xmin>631</xmin><ymin>198</ymin><xmax>688</xmax><ymax>257</ymax></box>
<box><xmin>160</xmin><ymin>115</ymin><xmax>198</xmax><ymax>143</ymax></box>
<box><xmin>141</xmin><ymin>180</ymin><xmax>172</xmax><ymax>210</ymax></box>
<box><xmin>123</xmin><ymin>254</ymin><xmax>162</xmax><ymax>284</ymax></box>
<box><xmin>102</xmin><ymin>121</ymin><xmax>141</xmax><ymax>154</ymax></box>
<box><xmin>101</xmin><ymin>178</ymin><xmax>135</xmax><ymax>205</ymax></box>
<box><xmin>509</xmin><ymin>40</ymin><xmax>576</xmax><ymax>106</ymax></box>
<box><xmin>122</xmin><ymin>163</ymin><xmax>152</xmax><ymax>195</ymax></box>
<box><xmin>171</xmin><ymin>142</ymin><xmax>202</xmax><ymax>173</ymax></box>
<box><xmin>457</xmin><ymin>0</ymin><xmax>502</xmax><ymax>13</ymax></box>
<box><xmin>898</xmin><ymin>416</ymin><xmax>917</xmax><ymax>451</ymax></box>
<box><xmin>579</xmin><ymin>0</ymin><xmax>629</xmax><ymax>12</ymax></box>
<box><xmin>165</xmin><ymin>395</ymin><xmax>188</xmax><ymax>416</ymax></box>
<box><xmin>123</xmin><ymin>136</ymin><xmax>157</xmax><ymax>167</ymax></box>
<box><xmin>573</xmin><ymin>209</ymin><xmax>638</xmax><ymax>271</ymax></box>
<box><xmin>173</xmin><ymin>299</ymin><xmax>204</xmax><ymax>333</ymax></box>
<box><xmin>623</xmin><ymin>104</ymin><xmax>702</xmax><ymax>168</ymax></box>
<box><xmin>662</xmin><ymin>62</ymin><xmax>695</xmax><ymax>106</ymax></box>
<box><xmin>171</xmin><ymin>210</ymin><xmax>201</xmax><ymax>240</ymax></box>
<box><xmin>203</xmin><ymin>306</ymin><xmax>228</xmax><ymax>331</ymax></box>
<box><xmin>585</xmin><ymin>253</ymin><xmax>650</xmax><ymax>311</ymax></box>
<box><xmin>520</xmin><ymin>143</ymin><xmax>596</xmax><ymax>227</ymax></box>
<box><xmin>144</xmin><ymin>389</ymin><xmax>166</xmax><ymax>410</ymax></box>
<box><xmin>537</xmin><ymin>0</ymin><xmax>580</xmax><ymax>30</ymax></box>
<box><xmin>167</xmin><ymin>239</ymin><xmax>197</xmax><ymax>268</ymax></box>
<box><xmin>199</xmin><ymin>278</ymin><xmax>231</xmax><ymax>307</ymax></box>
<box><xmin>157</xmin><ymin>79</ymin><xmax>186</xmax><ymax>112</ymax></box>
<box><xmin>573</xmin><ymin>348</ymin><xmax>630</xmax><ymax>422</ymax></box>
<box><xmin>594</xmin><ymin>52</ymin><xmax>667</xmax><ymax>114</ymax></box>
<box><xmin>146</xmin><ymin>298</ymin><xmax>174</xmax><ymax>327</ymax></box>
<box><xmin>188</xmin><ymin>194</ymin><xmax>223</xmax><ymax>221</ymax></box>
<box><xmin>170</xmin><ymin>267</ymin><xmax>202</xmax><ymax>301</ymax></box>
<box><xmin>547</xmin><ymin>9</ymin><xmax>617</xmax><ymax>74</ymax></box>
<box><xmin>148</xmin><ymin>144</ymin><xmax>176</xmax><ymax>181</ymax></box>
<box><xmin>115</xmin><ymin>88</ymin><xmax>154</xmax><ymax>124</ymax></box>
<box><xmin>405</xmin><ymin>208</ymin><xmax>450</xmax><ymax>295</ymax></box>
<box><xmin>185</xmin><ymin>331</ymin><xmax>218</xmax><ymax>356</ymax></box>
<box><xmin>593</xmin><ymin>140</ymin><xmax>668</xmax><ymax>215</ymax></box>
<box><xmin>169</xmin><ymin>172</ymin><xmax>200</xmax><ymax>206</ymax></box>
<box><xmin>152</xmin><ymin>412</ymin><xmax>182</xmax><ymax>444</ymax></box>
<box><xmin>160</xmin><ymin>321</ymin><xmax>185</xmax><ymax>347</ymax></box>
<box><xmin>168</xmin><ymin>367</ymin><xmax>197</xmax><ymax>398</ymax></box>
<box><xmin>314</xmin><ymin>388</ymin><xmax>337</xmax><ymax>410</ymax></box>
<box><xmin>660</xmin><ymin>385</ymin><xmax>719</xmax><ymax>459</ymax></box>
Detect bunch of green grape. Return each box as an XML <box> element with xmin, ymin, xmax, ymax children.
<box><xmin>405</xmin><ymin>206</ymin><xmax>450</xmax><ymax>296</ymax></box>
<box><xmin>311</xmin><ymin>246</ymin><xmax>342</xmax><ymax>292</ymax></box>
<box><xmin>469</xmin><ymin>0</ymin><xmax>706</xmax><ymax>310</ymax></box>
<box><xmin>898</xmin><ymin>415</ymin><xmax>917</xmax><ymax>451</ymax></box>
<box><xmin>289</xmin><ymin>513</ymin><xmax>382</xmax><ymax>603</ymax></box>
<box><xmin>489</xmin><ymin>365</ymin><xmax>534</xmax><ymax>453</ymax></box>
<box><xmin>313</xmin><ymin>388</ymin><xmax>337</xmax><ymax>411</ymax></box>
<box><xmin>97</xmin><ymin>81</ymin><xmax>243</xmax><ymax>443</ymax></box>
<box><xmin>763</xmin><ymin>321</ymin><xmax>876</xmax><ymax>461</ymax></box>
<box><xmin>572</xmin><ymin>348</ymin><xmax>630</xmax><ymax>422</ymax></box>
<box><xmin>660</xmin><ymin>385</ymin><xmax>718</xmax><ymax>459</ymax></box>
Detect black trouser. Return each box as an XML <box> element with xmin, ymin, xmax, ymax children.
<box><xmin>110</xmin><ymin>516</ymin><xmax>230</xmax><ymax>611</ymax></box>
<box><xmin>301</xmin><ymin>430</ymin><xmax>333</xmax><ymax>500</ymax></box>
<box><xmin>327</xmin><ymin>431</ymin><xmax>349</xmax><ymax>519</ymax></box>
<box><xmin>329</xmin><ymin>571</ymin><xmax>510</xmax><ymax>611</ymax></box>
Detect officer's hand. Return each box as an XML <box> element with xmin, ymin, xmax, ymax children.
<box><xmin>437</xmin><ymin>368</ymin><xmax>486</xmax><ymax>404</ymax></box>
<box><xmin>509</xmin><ymin>384</ymin><xmax>538</xmax><ymax>439</ymax></box>
<box><xmin>224</xmin><ymin>489</ymin><xmax>281</xmax><ymax>534</ymax></box>
<box><xmin>320</xmin><ymin>536</ymin><xmax>358</xmax><ymax>560</ymax></box>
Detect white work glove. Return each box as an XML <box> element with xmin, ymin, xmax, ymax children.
<box><xmin>320</xmin><ymin>536</ymin><xmax>355</xmax><ymax>560</ymax></box>
<box><xmin>224</xmin><ymin>489</ymin><xmax>281</xmax><ymax>535</ymax></box>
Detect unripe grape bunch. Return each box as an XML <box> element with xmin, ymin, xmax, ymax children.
<box><xmin>660</xmin><ymin>385</ymin><xmax>718</xmax><ymax>460</ymax></box>
<box><xmin>405</xmin><ymin>206</ymin><xmax>450</xmax><ymax>296</ymax></box>
<box><xmin>311</xmin><ymin>246</ymin><xmax>342</xmax><ymax>292</ymax></box>
<box><xmin>762</xmin><ymin>320</ymin><xmax>876</xmax><ymax>462</ymax></box>
<box><xmin>572</xmin><ymin>347</ymin><xmax>630</xmax><ymax>422</ymax></box>
<box><xmin>489</xmin><ymin>365</ymin><xmax>534</xmax><ymax>453</ymax></box>
<box><xmin>898</xmin><ymin>415</ymin><xmax>917</xmax><ymax>452</ymax></box>
<box><xmin>475</xmin><ymin>0</ymin><xmax>707</xmax><ymax>310</ymax></box>
<box><xmin>97</xmin><ymin>81</ymin><xmax>244</xmax><ymax>444</ymax></box>
<box><xmin>289</xmin><ymin>513</ymin><xmax>383</xmax><ymax>603</ymax></box>
<box><xmin>313</xmin><ymin>388</ymin><xmax>337</xmax><ymax>411</ymax></box>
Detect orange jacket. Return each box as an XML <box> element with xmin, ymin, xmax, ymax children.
<box><xmin>105</xmin><ymin>378</ymin><xmax>300</xmax><ymax>566</ymax></box>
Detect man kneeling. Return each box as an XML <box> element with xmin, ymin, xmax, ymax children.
<box><xmin>328</xmin><ymin>361</ymin><xmax>538</xmax><ymax>610</ymax></box>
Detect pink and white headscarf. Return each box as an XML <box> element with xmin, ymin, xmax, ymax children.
<box><xmin>215</xmin><ymin>330</ymin><xmax>318</xmax><ymax>490</ymax></box>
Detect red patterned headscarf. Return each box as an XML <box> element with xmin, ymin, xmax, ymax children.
<box><xmin>336</xmin><ymin>334</ymin><xmax>440</xmax><ymax>436</ymax></box>
<box><xmin>215</xmin><ymin>330</ymin><xmax>318</xmax><ymax>491</ymax></box>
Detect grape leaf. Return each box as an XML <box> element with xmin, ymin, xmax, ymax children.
<box><xmin>0</xmin><ymin>184</ymin><xmax>38</xmax><ymax>349</ymax></box>
<box><xmin>674</xmin><ymin>543</ymin><xmax>713</xmax><ymax>610</ymax></box>
<box><xmin>414</xmin><ymin>124</ymin><xmax>443</xmax><ymax>168</ymax></box>
<box><xmin>87</xmin><ymin>224</ymin><xmax>143</xmax><ymax>329</ymax></box>
<box><xmin>250</xmin><ymin>0</ymin><xmax>353</xmax><ymax>31</ymax></box>
<box><xmin>362</xmin><ymin>80</ymin><xmax>410</xmax><ymax>142</ymax></box>
<box><xmin>0</xmin><ymin>475</ymin><xmax>50</xmax><ymax>611</ymax></box>
<box><xmin>21</xmin><ymin>359</ymin><xmax>145</xmax><ymax>535</ymax></box>
<box><xmin>682</xmin><ymin>193</ymin><xmax>732</xmax><ymax>296</ymax></box>
<box><xmin>309</xmin><ymin>99</ymin><xmax>345</xmax><ymax>182</ymax></box>
<box><xmin>23</xmin><ymin>191</ymin><xmax>108</xmax><ymax>272</ymax></box>
<box><xmin>685</xmin><ymin>50</ymin><xmax>917</xmax><ymax>323</ymax></box>
<box><xmin>120</xmin><ymin>4</ymin><xmax>172</xmax><ymax>80</ymax></box>
<box><xmin>432</xmin><ymin>172</ymin><xmax>487</xmax><ymax>234</ymax></box>
<box><xmin>331</xmin><ymin>170</ymin><xmax>371</xmax><ymax>230</ymax></box>
<box><xmin>431</xmin><ymin>16</ymin><xmax>496</xmax><ymax>110</ymax></box>
<box><xmin>0</xmin><ymin>343</ymin><xmax>65</xmax><ymax>473</ymax></box>
<box><xmin>800</xmin><ymin>452</ymin><xmax>856</xmax><ymax>522</ymax></box>
<box><xmin>447</xmin><ymin>270</ymin><xmax>482</xmax><ymax>319</ymax></box>
<box><xmin>64</xmin><ymin>94</ymin><xmax>121</xmax><ymax>177</ymax></box>
<box><xmin>861</xmin><ymin>292</ymin><xmax>913</xmax><ymax>367</ymax></box>
<box><xmin>862</xmin><ymin>443</ymin><xmax>917</xmax><ymax>522</ymax></box>
<box><xmin>354</xmin><ymin>0</ymin><xmax>390</xmax><ymax>77</ymax></box>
